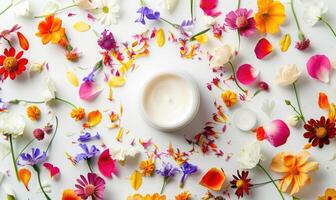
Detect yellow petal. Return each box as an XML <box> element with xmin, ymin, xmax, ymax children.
<box><xmin>116</xmin><ymin>127</ymin><xmax>123</xmax><ymax>142</ymax></box>
<box><xmin>279</xmin><ymin>33</ymin><xmax>291</xmax><ymax>52</ymax></box>
<box><xmin>18</xmin><ymin>168</ymin><xmax>31</xmax><ymax>191</ymax></box>
<box><xmin>195</xmin><ymin>34</ymin><xmax>208</xmax><ymax>44</ymax></box>
<box><xmin>73</xmin><ymin>21</ymin><xmax>91</xmax><ymax>32</ymax></box>
<box><xmin>66</xmin><ymin>70</ymin><xmax>79</xmax><ymax>87</ymax></box>
<box><xmin>130</xmin><ymin>170</ymin><xmax>142</xmax><ymax>191</ymax></box>
<box><xmin>83</xmin><ymin>110</ymin><xmax>102</xmax><ymax>128</ymax></box>
<box><xmin>156</xmin><ymin>28</ymin><xmax>165</xmax><ymax>47</ymax></box>
<box><xmin>108</xmin><ymin>76</ymin><xmax>126</xmax><ymax>87</ymax></box>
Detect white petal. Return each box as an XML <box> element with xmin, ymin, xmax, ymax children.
<box><xmin>233</xmin><ymin>108</ymin><xmax>257</xmax><ymax>131</ymax></box>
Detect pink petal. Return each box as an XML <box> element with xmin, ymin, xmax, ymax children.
<box><xmin>265</xmin><ymin>120</ymin><xmax>290</xmax><ymax>147</ymax></box>
<box><xmin>306</xmin><ymin>54</ymin><xmax>332</xmax><ymax>83</ymax></box>
<box><xmin>254</xmin><ymin>38</ymin><xmax>273</xmax><ymax>60</ymax></box>
<box><xmin>79</xmin><ymin>81</ymin><xmax>102</xmax><ymax>101</ymax></box>
<box><xmin>236</xmin><ymin>64</ymin><xmax>259</xmax><ymax>85</ymax></box>
<box><xmin>43</xmin><ymin>163</ymin><xmax>60</xmax><ymax>178</ymax></box>
<box><xmin>199</xmin><ymin>0</ymin><xmax>222</xmax><ymax>17</ymax></box>
<box><xmin>98</xmin><ymin>149</ymin><xmax>117</xmax><ymax>178</ymax></box>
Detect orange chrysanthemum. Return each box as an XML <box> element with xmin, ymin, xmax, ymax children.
<box><xmin>26</xmin><ymin>105</ymin><xmax>41</xmax><ymax>121</ymax></box>
<box><xmin>175</xmin><ymin>191</ymin><xmax>191</xmax><ymax>200</ymax></box>
<box><xmin>70</xmin><ymin>107</ymin><xmax>85</xmax><ymax>121</ymax></box>
<box><xmin>271</xmin><ymin>151</ymin><xmax>319</xmax><ymax>195</ymax></box>
<box><xmin>36</xmin><ymin>15</ymin><xmax>66</xmax><ymax>45</ymax></box>
<box><xmin>318</xmin><ymin>188</ymin><xmax>336</xmax><ymax>200</ymax></box>
<box><xmin>62</xmin><ymin>189</ymin><xmax>81</xmax><ymax>200</ymax></box>
<box><xmin>221</xmin><ymin>90</ymin><xmax>237</xmax><ymax>108</ymax></box>
<box><xmin>139</xmin><ymin>157</ymin><xmax>155</xmax><ymax>177</ymax></box>
<box><xmin>254</xmin><ymin>0</ymin><xmax>286</xmax><ymax>34</ymax></box>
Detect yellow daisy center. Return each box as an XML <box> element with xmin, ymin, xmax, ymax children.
<box><xmin>3</xmin><ymin>57</ymin><xmax>18</xmax><ymax>71</ymax></box>
<box><xmin>316</xmin><ymin>127</ymin><xmax>327</xmax><ymax>138</ymax></box>
<box><xmin>236</xmin><ymin>179</ymin><xmax>244</xmax><ymax>188</ymax></box>
<box><xmin>102</xmin><ymin>6</ymin><xmax>109</xmax><ymax>14</ymax></box>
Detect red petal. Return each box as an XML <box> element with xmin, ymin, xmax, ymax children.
<box><xmin>199</xmin><ymin>168</ymin><xmax>225</xmax><ymax>191</ymax></box>
<box><xmin>98</xmin><ymin>149</ymin><xmax>117</xmax><ymax>178</ymax></box>
<box><xmin>43</xmin><ymin>162</ymin><xmax>60</xmax><ymax>178</ymax></box>
<box><xmin>9</xmin><ymin>71</ymin><xmax>15</xmax><ymax>80</ymax></box>
<box><xmin>17</xmin><ymin>32</ymin><xmax>29</xmax><ymax>51</ymax></box>
<box><xmin>254</xmin><ymin>38</ymin><xmax>273</xmax><ymax>60</ymax></box>
<box><xmin>9</xmin><ymin>47</ymin><xmax>16</xmax><ymax>57</ymax></box>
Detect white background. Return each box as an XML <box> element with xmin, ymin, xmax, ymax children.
<box><xmin>1</xmin><ymin>0</ymin><xmax>336</xmax><ymax>199</ymax></box>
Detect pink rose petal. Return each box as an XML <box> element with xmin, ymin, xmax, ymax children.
<box><xmin>199</xmin><ymin>0</ymin><xmax>222</xmax><ymax>17</ymax></box>
<box><xmin>43</xmin><ymin>163</ymin><xmax>60</xmax><ymax>178</ymax></box>
<box><xmin>236</xmin><ymin>64</ymin><xmax>259</xmax><ymax>85</ymax></box>
<box><xmin>254</xmin><ymin>38</ymin><xmax>273</xmax><ymax>60</ymax></box>
<box><xmin>79</xmin><ymin>81</ymin><xmax>103</xmax><ymax>101</ymax></box>
<box><xmin>306</xmin><ymin>54</ymin><xmax>332</xmax><ymax>83</ymax></box>
<box><xmin>98</xmin><ymin>149</ymin><xmax>117</xmax><ymax>178</ymax></box>
<box><xmin>265</xmin><ymin>119</ymin><xmax>290</xmax><ymax>147</ymax></box>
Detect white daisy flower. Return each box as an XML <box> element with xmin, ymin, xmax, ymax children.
<box><xmin>303</xmin><ymin>0</ymin><xmax>328</xmax><ymax>26</ymax></box>
<box><xmin>93</xmin><ymin>0</ymin><xmax>120</xmax><ymax>25</ymax></box>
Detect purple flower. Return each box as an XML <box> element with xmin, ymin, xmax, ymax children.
<box><xmin>225</xmin><ymin>8</ymin><xmax>256</xmax><ymax>37</ymax></box>
<box><xmin>75</xmin><ymin>144</ymin><xmax>100</xmax><ymax>163</ymax></box>
<box><xmin>135</xmin><ymin>6</ymin><xmax>160</xmax><ymax>25</ymax></box>
<box><xmin>180</xmin><ymin>162</ymin><xmax>198</xmax><ymax>188</ymax></box>
<box><xmin>78</xmin><ymin>132</ymin><xmax>100</xmax><ymax>143</ymax></box>
<box><xmin>97</xmin><ymin>29</ymin><xmax>117</xmax><ymax>51</ymax></box>
<box><xmin>156</xmin><ymin>162</ymin><xmax>180</xmax><ymax>194</ymax></box>
<box><xmin>20</xmin><ymin>148</ymin><xmax>47</xmax><ymax>166</ymax></box>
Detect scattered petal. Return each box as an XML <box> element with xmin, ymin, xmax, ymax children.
<box><xmin>62</xmin><ymin>189</ymin><xmax>81</xmax><ymax>200</ymax></box>
<box><xmin>79</xmin><ymin>81</ymin><xmax>103</xmax><ymax>101</ymax></box>
<box><xmin>236</xmin><ymin>64</ymin><xmax>259</xmax><ymax>85</ymax></box>
<box><xmin>306</xmin><ymin>54</ymin><xmax>332</xmax><ymax>83</ymax></box>
<box><xmin>258</xmin><ymin>119</ymin><xmax>290</xmax><ymax>147</ymax></box>
<box><xmin>98</xmin><ymin>149</ymin><xmax>117</xmax><ymax>178</ymax></box>
<box><xmin>43</xmin><ymin>163</ymin><xmax>60</xmax><ymax>178</ymax></box>
<box><xmin>318</xmin><ymin>92</ymin><xmax>330</xmax><ymax>110</ymax></box>
<box><xmin>83</xmin><ymin>110</ymin><xmax>102</xmax><ymax>128</ymax></box>
<box><xmin>73</xmin><ymin>21</ymin><xmax>91</xmax><ymax>32</ymax></box>
<box><xmin>108</xmin><ymin>76</ymin><xmax>126</xmax><ymax>87</ymax></box>
<box><xmin>66</xmin><ymin>70</ymin><xmax>79</xmax><ymax>87</ymax></box>
<box><xmin>199</xmin><ymin>168</ymin><xmax>225</xmax><ymax>191</ymax></box>
<box><xmin>17</xmin><ymin>32</ymin><xmax>29</xmax><ymax>51</ymax></box>
<box><xmin>156</xmin><ymin>28</ymin><xmax>165</xmax><ymax>47</ymax></box>
<box><xmin>130</xmin><ymin>170</ymin><xmax>143</xmax><ymax>191</ymax></box>
<box><xmin>279</xmin><ymin>33</ymin><xmax>291</xmax><ymax>52</ymax></box>
<box><xmin>254</xmin><ymin>38</ymin><xmax>273</xmax><ymax>60</ymax></box>
<box><xmin>18</xmin><ymin>168</ymin><xmax>31</xmax><ymax>191</ymax></box>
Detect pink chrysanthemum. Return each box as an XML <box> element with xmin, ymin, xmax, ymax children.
<box><xmin>225</xmin><ymin>8</ymin><xmax>256</xmax><ymax>37</ymax></box>
<box><xmin>75</xmin><ymin>173</ymin><xmax>105</xmax><ymax>200</ymax></box>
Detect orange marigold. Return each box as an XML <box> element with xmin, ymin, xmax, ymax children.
<box><xmin>318</xmin><ymin>188</ymin><xmax>336</xmax><ymax>200</ymax></box>
<box><xmin>36</xmin><ymin>15</ymin><xmax>66</xmax><ymax>45</ymax></box>
<box><xmin>26</xmin><ymin>105</ymin><xmax>41</xmax><ymax>121</ymax></box>
<box><xmin>221</xmin><ymin>90</ymin><xmax>237</xmax><ymax>108</ymax></box>
<box><xmin>175</xmin><ymin>191</ymin><xmax>191</xmax><ymax>200</ymax></box>
<box><xmin>62</xmin><ymin>189</ymin><xmax>81</xmax><ymax>200</ymax></box>
<box><xmin>70</xmin><ymin>107</ymin><xmax>85</xmax><ymax>121</ymax></box>
<box><xmin>139</xmin><ymin>156</ymin><xmax>155</xmax><ymax>176</ymax></box>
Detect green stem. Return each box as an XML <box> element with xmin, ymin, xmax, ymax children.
<box><xmin>3</xmin><ymin>38</ymin><xmax>13</xmax><ymax>48</ymax></box>
<box><xmin>34</xmin><ymin>4</ymin><xmax>77</xmax><ymax>18</ymax></box>
<box><xmin>237</xmin><ymin>0</ymin><xmax>241</xmax><ymax>9</ymax></box>
<box><xmin>190</xmin><ymin>28</ymin><xmax>211</xmax><ymax>41</ymax></box>
<box><xmin>33</xmin><ymin>165</ymin><xmax>51</xmax><ymax>200</ymax></box>
<box><xmin>252</xmin><ymin>179</ymin><xmax>282</xmax><ymax>187</ymax></box>
<box><xmin>320</xmin><ymin>17</ymin><xmax>336</xmax><ymax>38</ymax></box>
<box><xmin>87</xmin><ymin>158</ymin><xmax>93</xmax><ymax>173</ymax></box>
<box><xmin>15</xmin><ymin>138</ymin><xmax>35</xmax><ymax>162</ymax></box>
<box><xmin>237</xmin><ymin>30</ymin><xmax>241</xmax><ymax>52</ymax></box>
<box><xmin>160</xmin><ymin>177</ymin><xmax>168</xmax><ymax>194</ymax></box>
<box><xmin>190</xmin><ymin>0</ymin><xmax>194</xmax><ymax>20</ymax></box>
<box><xmin>257</xmin><ymin>163</ymin><xmax>285</xmax><ymax>200</ymax></box>
<box><xmin>160</xmin><ymin>17</ymin><xmax>180</xmax><ymax>29</ymax></box>
<box><xmin>229</xmin><ymin>62</ymin><xmax>247</xmax><ymax>93</ymax></box>
<box><xmin>55</xmin><ymin>97</ymin><xmax>76</xmax><ymax>108</ymax></box>
<box><xmin>292</xmin><ymin>82</ymin><xmax>305</xmax><ymax>123</ymax></box>
<box><xmin>139</xmin><ymin>0</ymin><xmax>145</xmax><ymax>6</ymax></box>
<box><xmin>9</xmin><ymin>135</ymin><xmax>19</xmax><ymax>181</ymax></box>
<box><xmin>290</xmin><ymin>0</ymin><xmax>303</xmax><ymax>37</ymax></box>
<box><xmin>46</xmin><ymin>116</ymin><xmax>59</xmax><ymax>153</ymax></box>
<box><xmin>11</xmin><ymin>99</ymin><xmax>45</xmax><ymax>104</ymax></box>
<box><xmin>0</xmin><ymin>1</ymin><xmax>13</xmax><ymax>16</ymax></box>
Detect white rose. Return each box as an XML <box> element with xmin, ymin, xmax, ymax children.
<box><xmin>74</xmin><ymin>0</ymin><xmax>97</xmax><ymax>10</ymax></box>
<box><xmin>287</xmin><ymin>115</ymin><xmax>299</xmax><ymax>127</ymax></box>
<box><xmin>274</xmin><ymin>64</ymin><xmax>301</xmax><ymax>86</ymax></box>
<box><xmin>0</xmin><ymin>113</ymin><xmax>25</xmax><ymax>138</ymax></box>
<box><xmin>303</xmin><ymin>1</ymin><xmax>328</xmax><ymax>26</ymax></box>
<box><xmin>110</xmin><ymin>145</ymin><xmax>139</xmax><ymax>162</ymax></box>
<box><xmin>13</xmin><ymin>0</ymin><xmax>30</xmax><ymax>17</ymax></box>
<box><xmin>209</xmin><ymin>44</ymin><xmax>235</xmax><ymax>69</ymax></box>
<box><xmin>238</xmin><ymin>141</ymin><xmax>262</xmax><ymax>169</ymax></box>
<box><xmin>42</xmin><ymin>75</ymin><xmax>56</xmax><ymax>103</ymax></box>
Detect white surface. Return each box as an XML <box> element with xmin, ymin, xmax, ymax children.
<box><xmin>1</xmin><ymin>0</ymin><xmax>336</xmax><ymax>199</ymax></box>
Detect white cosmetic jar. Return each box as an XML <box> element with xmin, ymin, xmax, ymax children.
<box><xmin>140</xmin><ymin>70</ymin><xmax>200</xmax><ymax>132</ymax></box>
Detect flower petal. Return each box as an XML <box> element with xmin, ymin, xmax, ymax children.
<box><xmin>66</xmin><ymin>70</ymin><xmax>79</xmax><ymax>87</ymax></box>
<box><xmin>156</xmin><ymin>28</ymin><xmax>165</xmax><ymax>47</ymax></box>
<box><xmin>98</xmin><ymin>149</ymin><xmax>117</xmax><ymax>178</ymax></box>
<box><xmin>83</xmin><ymin>110</ymin><xmax>102</xmax><ymax>128</ymax></box>
<box><xmin>17</xmin><ymin>32</ymin><xmax>29</xmax><ymax>51</ymax></box>
<box><xmin>73</xmin><ymin>21</ymin><xmax>91</xmax><ymax>32</ymax></box>
<box><xmin>18</xmin><ymin>168</ymin><xmax>31</xmax><ymax>191</ymax></box>
<box><xmin>130</xmin><ymin>170</ymin><xmax>143</xmax><ymax>191</ymax></box>
<box><xmin>43</xmin><ymin>162</ymin><xmax>60</xmax><ymax>178</ymax></box>
<box><xmin>279</xmin><ymin>33</ymin><xmax>291</xmax><ymax>52</ymax></box>
<box><xmin>199</xmin><ymin>168</ymin><xmax>225</xmax><ymax>191</ymax></box>
<box><xmin>236</xmin><ymin>64</ymin><xmax>259</xmax><ymax>85</ymax></box>
<box><xmin>306</xmin><ymin>54</ymin><xmax>332</xmax><ymax>83</ymax></box>
<box><xmin>62</xmin><ymin>189</ymin><xmax>81</xmax><ymax>200</ymax></box>
<box><xmin>254</xmin><ymin>38</ymin><xmax>273</xmax><ymax>59</ymax></box>
<box><xmin>79</xmin><ymin>81</ymin><xmax>103</xmax><ymax>101</ymax></box>
<box><xmin>265</xmin><ymin>119</ymin><xmax>290</xmax><ymax>147</ymax></box>
<box><xmin>318</xmin><ymin>92</ymin><xmax>330</xmax><ymax>110</ymax></box>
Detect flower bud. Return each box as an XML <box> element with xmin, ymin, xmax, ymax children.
<box><xmin>33</xmin><ymin>128</ymin><xmax>45</xmax><ymax>140</ymax></box>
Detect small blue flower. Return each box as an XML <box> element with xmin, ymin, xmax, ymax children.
<box><xmin>20</xmin><ymin>148</ymin><xmax>47</xmax><ymax>166</ymax></box>
<box><xmin>135</xmin><ymin>6</ymin><xmax>160</xmax><ymax>25</ymax></box>
<box><xmin>156</xmin><ymin>162</ymin><xmax>180</xmax><ymax>177</ymax></box>
<box><xmin>180</xmin><ymin>162</ymin><xmax>198</xmax><ymax>188</ymax></box>
<box><xmin>75</xmin><ymin>144</ymin><xmax>100</xmax><ymax>163</ymax></box>
<box><xmin>78</xmin><ymin>132</ymin><xmax>100</xmax><ymax>143</ymax></box>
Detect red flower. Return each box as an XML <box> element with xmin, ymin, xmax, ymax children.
<box><xmin>304</xmin><ymin>116</ymin><xmax>336</xmax><ymax>148</ymax></box>
<box><xmin>230</xmin><ymin>170</ymin><xmax>253</xmax><ymax>199</ymax></box>
<box><xmin>0</xmin><ymin>47</ymin><xmax>28</xmax><ymax>80</ymax></box>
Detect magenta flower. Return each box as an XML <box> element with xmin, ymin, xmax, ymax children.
<box><xmin>75</xmin><ymin>173</ymin><xmax>106</xmax><ymax>200</ymax></box>
<box><xmin>225</xmin><ymin>8</ymin><xmax>256</xmax><ymax>37</ymax></box>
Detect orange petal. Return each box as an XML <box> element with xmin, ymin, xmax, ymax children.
<box><xmin>298</xmin><ymin>161</ymin><xmax>319</xmax><ymax>173</ymax></box>
<box><xmin>199</xmin><ymin>168</ymin><xmax>225</xmax><ymax>191</ymax></box>
<box><xmin>62</xmin><ymin>189</ymin><xmax>81</xmax><ymax>200</ymax></box>
<box><xmin>271</xmin><ymin>152</ymin><xmax>291</xmax><ymax>173</ymax></box>
<box><xmin>254</xmin><ymin>38</ymin><xmax>273</xmax><ymax>59</ymax></box>
<box><xmin>318</xmin><ymin>92</ymin><xmax>330</xmax><ymax>110</ymax></box>
<box><xmin>83</xmin><ymin>110</ymin><xmax>102</xmax><ymax>128</ymax></box>
<box><xmin>18</xmin><ymin>168</ymin><xmax>31</xmax><ymax>191</ymax></box>
<box><xmin>17</xmin><ymin>32</ymin><xmax>29</xmax><ymax>51</ymax></box>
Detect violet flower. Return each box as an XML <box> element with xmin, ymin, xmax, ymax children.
<box><xmin>75</xmin><ymin>144</ymin><xmax>100</xmax><ymax>173</ymax></box>
<box><xmin>78</xmin><ymin>132</ymin><xmax>100</xmax><ymax>143</ymax></box>
<box><xmin>156</xmin><ymin>162</ymin><xmax>180</xmax><ymax>194</ymax></box>
<box><xmin>135</xmin><ymin>6</ymin><xmax>160</xmax><ymax>25</ymax></box>
<box><xmin>97</xmin><ymin>29</ymin><xmax>117</xmax><ymax>51</ymax></box>
<box><xmin>179</xmin><ymin>162</ymin><xmax>198</xmax><ymax>188</ymax></box>
<box><xmin>20</xmin><ymin>148</ymin><xmax>47</xmax><ymax>166</ymax></box>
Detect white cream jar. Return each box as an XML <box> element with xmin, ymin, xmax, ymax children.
<box><xmin>140</xmin><ymin>70</ymin><xmax>200</xmax><ymax>132</ymax></box>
